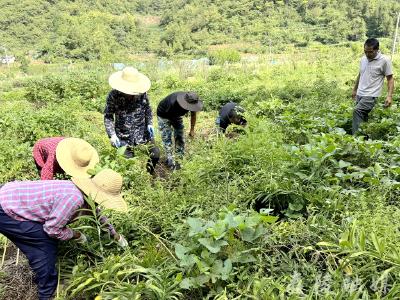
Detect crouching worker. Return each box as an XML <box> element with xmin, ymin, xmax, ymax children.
<box><xmin>216</xmin><ymin>102</ymin><xmax>247</xmax><ymax>133</ymax></box>
<box><xmin>0</xmin><ymin>169</ymin><xmax>128</xmax><ymax>300</ymax></box>
<box><xmin>33</xmin><ymin>137</ymin><xmax>99</xmax><ymax>180</ymax></box>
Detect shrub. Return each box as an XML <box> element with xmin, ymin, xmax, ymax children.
<box><xmin>208</xmin><ymin>49</ymin><xmax>241</xmax><ymax>65</ymax></box>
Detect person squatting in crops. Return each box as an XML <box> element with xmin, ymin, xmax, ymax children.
<box><xmin>104</xmin><ymin>67</ymin><xmax>160</xmax><ymax>174</ymax></box>
<box><xmin>351</xmin><ymin>38</ymin><xmax>395</xmax><ymax>135</ymax></box>
<box><xmin>0</xmin><ymin>164</ymin><xmax>128</xmax><ymax>300</ymax></box>
<box><xmin>33</xmin><ymin>137</ymin><xmax>99</xmax><ymax>180</ymax></box>
<box><xmin>216</xmin><ymin>102</ymin><xmax>247</xmax><ymax>134</ymax></box>
<box><xmin>156</xmin><ymin>91</ymin><xmax>203</xmax><ymax>170</ymax></box>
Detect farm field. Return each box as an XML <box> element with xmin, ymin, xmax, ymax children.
<box><xmin>1</xmin><ymin>43</ymin><xmax>400</xmax><ymax>299</ymax></box>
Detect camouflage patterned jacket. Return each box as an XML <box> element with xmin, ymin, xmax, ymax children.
<box><xmin>104</xmin><ymin>89</ymin><xmax>153</xmax><ymax>146</ymax></box>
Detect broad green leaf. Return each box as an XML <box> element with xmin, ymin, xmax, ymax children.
<box><xmin>194</xmin><ymin>256</ymin><xmax>210</xmax><ymax>273</ymax></box>
<box><xmin>191</xmin><ymin>275</ymin><xmax>210</xmax><ymax>287</ymax></box>
<box><xmin>260</xmin><ymin>214</ymin><xmax>278</xmax><ymax>223</ymax></box>
<box><xmin>175</xmin><ymin>272</ymin><xmax>183</xmax><ymax>283</ymax></box>
<box><xmin>335</xmin><ymin>172</ymin><xmax>345</xmax><ymax>178</ymax></box>
<box><xmin>288</xmin><ymin>201</ymin><xmax>304</xmax><ymax>211</ymax></box>
<box><xmin>117</xmin><ymin>145</ymin><xmax>127</xmax><ymax>156</ymax></box>
<box><xmin>241</xmin><ymin>227</ymin><xmax>256</xmax><ymax>242</ymax></box>
<box><xmin>246</xmin><ymin>215</ymin><xmax>262</xmax><ymax>227</ymax></box>
<box><xmin>232</xmin><ymin>253</ymin><xmax>257</xmax><ymax>263</ymax></box>
<box><xmin>224</xmin><ymin>212</ymin><xmax>239</xmax><ymax>229</ymax></box>
<box><xmin>179</xmin><ymin>254</ymin><xmax>197</xmax><ymax>268</ymax></box>
<box><xmin>175</xmin><ymin>243</ymin><xmax>189</xmax><ymax>259</ymax></box>
<box><xmin>211</xmin><ymin>259</ymin><xmax>223</xmax><ymax>275</ymax></box>
<box><xmin>180</xmin><ymin>278</ymin><xmax>192</xmax><ymax>289</ymax></box>
<box><xmin>198</xmin><ymin>238</ymin><xmax>228</xmax><ymax>253</ymax></box>
<box><xmin>206</xmin><ymin>220</ymin><xmax>227</xmax><ymax>239</ymax></box>
<box><xmin>338</xmin><ymin>160</ymin><xmax>351</xmax><ymax>168</ymax></box>
<box><xmin>221</xmin><ymin>259</ymin><xmax>232</xmax><ymax>280</ymax></box>
<box><xmin>187</xmin><ymin>218</ymin><xmax>204</xmax><ymax>236</ymax></box>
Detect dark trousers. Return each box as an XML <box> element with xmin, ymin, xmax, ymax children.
<box><xmin>352</xmin><ymin>95</ymin><xmax>376</xmax><ymax>135</ymax></box>
<box><xmin>123</xmin><ymin>144</ymin><xmax>160</xmax><ymax>174</ymax></box>
<box><xmin>0</xmin><ymin>205</ymin><xmax>58</xmax><ymax>300</ymax></box>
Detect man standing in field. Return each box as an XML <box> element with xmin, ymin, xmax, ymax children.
<box><xmin>352</xmin><ymin>38</ymin><xmax>395</xmax><ymax>135</ymax></box>
<box><xmin>156</xmin><ymin>91</ymin><xmax>203</xmax><ymax>170</ymax></box>
<box><xmin>104</xmin><ymin>67</ymin><xmax>160</xmax><ymax>174</ymax></box>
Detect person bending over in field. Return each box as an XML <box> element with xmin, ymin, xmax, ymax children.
<box><xmin>33</xmin><ymin>137</ymin><xmax>99</xmax><ymax>180</ymax></box>
<box><xmin>216</xmin><ymin>102</ymin><xmax>247</xmax><ymax>134</ymax></box>
<box><xmin>351</xmin><ymin>38</ymin><xmax>394</xmax><ymax>135</ymax></box>
<box><xmin>0</xmin><ymin>169</ymin><xmax>128</xmax><ymax>300</ymax></box>
<box><xmin>156</xmin><ymin>91</ymin><xmax>203</xmax><ymax>170</ymax></box>
<box><xmin>104</xmin><ymin>67</ymin><xmax>160</xmax><ymax>174</ymax></box>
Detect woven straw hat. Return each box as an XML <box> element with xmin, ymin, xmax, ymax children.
<box><xmin>56</xmin><ymin>138</ymin><xmax>99</xmax><ymax>178</ymax></box>
<box><xmin>108</xmin><ymin>67</ymin><xmax>151</xmax><ymax>95</ymax></box>
<box><xmin>72</xmin><ymin>169</ymin><xmax>127</xmax><ymax>212</ymax></box>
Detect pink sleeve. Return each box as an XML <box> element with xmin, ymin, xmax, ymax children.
<box><xmin>43</xmin><ymin>195</ymin><xmax>83</xmax><ymax>240</ymax></box>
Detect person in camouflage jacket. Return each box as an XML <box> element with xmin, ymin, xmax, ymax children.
<box><xmin>104</xmin><ymin>67</ymin><xmax>160</xmax><ymax>174</ymax></box>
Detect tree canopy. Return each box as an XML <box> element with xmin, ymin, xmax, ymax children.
<box><xmin>0</xmin><ymin>0</ymin><xmax>399</xmax><ymax>60</ymax></box>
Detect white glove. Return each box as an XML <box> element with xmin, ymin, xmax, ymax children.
<box><xmin>110</xmin><ymin>134</ymin><xmax>121</xmax><ymax>148</ymax></box>
<box><xmin>75</xmin><ymin>232</ymin><xmax>88</xmax><ymax>244</ymax></box>
<box><xmin>117</xmin><ymin>234</ymin><xmax>128</xmax><ymax>248</ymax></box>
<box><xmin>147</xmin><ymin>125</ymin><xmax>155</xmax><ymax>139</ymax></box>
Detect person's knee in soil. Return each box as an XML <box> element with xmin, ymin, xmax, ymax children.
<box><xmin>156</xmin><ymin>91</ymin><xmax>203</xmax><ymax>169</ymax></box>
<box><xmin>0</xmin><ymin>169</ymin><xmax>129</xmax><ymax>300</ymax></box>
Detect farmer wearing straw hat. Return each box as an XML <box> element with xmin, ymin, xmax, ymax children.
<box><xmin>33</xmin><ymin>137</ymin><xmax>99</xmax><ymax>180</ymax></box>
<box><xmin>157</xmin><ymin>92</ymin><xmax>203</xmax><ymax>170</ymax></box>
<box><xmin>0</xmin><ymin>169</ymin><xmax>128</xmax><ymax>300</ymax></box>
<box><xmin>104</xmin><ymin>67</ymin><xmax>160</xmax><ymax>174</ymax></box>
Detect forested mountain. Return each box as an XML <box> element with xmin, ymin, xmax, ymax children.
<box><xmin>0</xmin><ymin>0</ymin><xmax>399</xmax><ymax>60</ymax></box>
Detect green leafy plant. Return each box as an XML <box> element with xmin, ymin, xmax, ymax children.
<box><xmin>173</xmin><ymin>206</ymin><xmax>277</xmax><ymax>292</ymax></box>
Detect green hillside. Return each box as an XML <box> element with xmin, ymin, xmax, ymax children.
<box><xmin>0</xmin><ymin>0</ymin><xmax>399</xmax><ymax>61</ymax></box>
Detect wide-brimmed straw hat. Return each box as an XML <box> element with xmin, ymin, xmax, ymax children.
<box><xmin>177</xmin><ymin>92</ymin><xmax>203</xmax><ymax>112</ymax></box>
<box><xmin>108</xmin><ymin>67</ymin><xmax>151</xmax><ymax>95</ymax></box>
<box><xmin>72</xmin><ymin>169</ymin><xmax>128</xmax><ymax>212</ymax></box>
<box><xmin>56</xmin><ymin>138</ymin><xmax>99</xmax><ymax>178</ymax></box>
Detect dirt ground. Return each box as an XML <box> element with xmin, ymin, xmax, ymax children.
<box><xmin>0</xmin><ymin>244</ymin><xmax>38</xmax><ymax>300</ymax></box>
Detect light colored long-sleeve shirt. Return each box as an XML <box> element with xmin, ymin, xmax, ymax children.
<box><xmin>0</xmin><ymin>180</ymin><xmax>117</xmax><ymax>240</ymax></box>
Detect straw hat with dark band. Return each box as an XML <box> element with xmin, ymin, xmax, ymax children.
<box><xmin>177</xmin><ymin>92</ymin><xmax>203</xmax><ymax>112</ymax></box>
<box><xmin>56</xmin><ymin>138</ymin><xmax>99</xmax><ymax>178</ymax></box>
<box><xmin>72</xmin><ymin>169</ymin><xmax>127</xmax><ymax>212</ymax></box>
<box><xmin>109</xmin><ymin>67</ymin><xmax>151</xmax><ymax>95</ymax></box>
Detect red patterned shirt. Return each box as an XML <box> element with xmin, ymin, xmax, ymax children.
<box><xmin>32</xmin><ymin>137</ymin><xmax>65</xmax><ymax>180</ymax></box>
